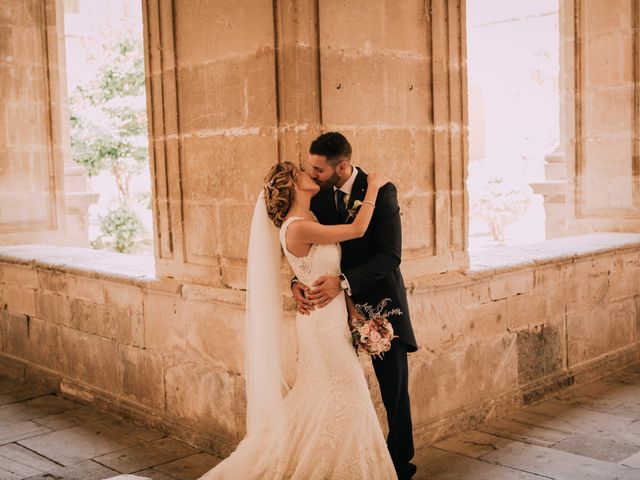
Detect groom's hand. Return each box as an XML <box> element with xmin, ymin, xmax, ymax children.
<box><xmin>292</xmin><ymin>281</ymin><xmax>314</xmax><ymax>315</ymax></box>
<box><xmin>309</xmin><ymin>276</ymin><xmax>342</xmax><ymax>308</ymax></box>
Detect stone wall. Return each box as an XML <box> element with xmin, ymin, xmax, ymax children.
<box><xmin>0</xmin><ymin>0</ymin><xmax>68</xmax><ymax>244</ymax></box>
<box><xmin>1</xmin><ymin>233</ymin><xmax>639</xmax><ymax>455</ymax></box>
<box><xmin>143</xmin><ymin>0</ymin><xmax>468</xmax><ymax>287</ymax></box>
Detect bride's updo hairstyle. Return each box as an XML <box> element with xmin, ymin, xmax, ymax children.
<box><xmin>264</xmin><ymin>161</ymin><xmax>300</xmax><ymax>228</ymax></box>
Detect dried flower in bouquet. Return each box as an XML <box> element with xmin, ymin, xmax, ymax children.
<box><xmin>350</xmin><ymin>298</ymin><xmax>401</xmax><ymax>358</ymax></box>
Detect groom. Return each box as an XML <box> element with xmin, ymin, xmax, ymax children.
<box><xmin>291</xmin><ymin>132</ymin><xmax>418</xmax><ymax>479</ymax></box>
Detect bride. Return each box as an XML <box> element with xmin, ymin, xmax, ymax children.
<box><xmin>197</xmin><ymin>161</ymin><xmax>397</xmax><ymax>479</ymax></box>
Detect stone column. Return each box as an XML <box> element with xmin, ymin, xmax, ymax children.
<box><xmin>142</xmin><ymin>0</ymin><xmax>470</xmax><ymax>287</ymax></box>
<box><xmin>530</xmin><ymin>147</ymin><xmax>568</xmax><ymax>239</ymax></box>
<box><xmin>563</xmin><ymin>0</ymin><xmax>640</xmax><ymax>234</ymax></box>
<box><xmin>0</xmin><ymin>0</ymin><xmax>68</xmax><ymax>245</ymax></box>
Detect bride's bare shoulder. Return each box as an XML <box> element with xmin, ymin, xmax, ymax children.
<box><xmin>285</xmin><ymin>217</ymin><xmax>315</xmax><ymax>233</ymax></box>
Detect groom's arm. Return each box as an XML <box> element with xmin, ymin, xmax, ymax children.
<box><xmin>342</xmin><ymin>182</ymin><xmax>402</xmax><ymax>296</ymax></box>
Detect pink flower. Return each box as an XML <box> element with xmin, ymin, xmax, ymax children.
<box><xmin>369</xmin><ymin>330</ymin><xmax>382</xmax><ymax>344</ymax></box>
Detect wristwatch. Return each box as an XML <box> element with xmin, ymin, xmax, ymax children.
<box><xmin>339</xmin><ymin>274</ymin><xmax>349</xmax><ymax>290</ymax></box>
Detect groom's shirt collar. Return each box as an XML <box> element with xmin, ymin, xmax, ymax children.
<box><xmin>334</xmin><ymin>166</ymin><xmax>359</xmax><ymax>197</ymax></box>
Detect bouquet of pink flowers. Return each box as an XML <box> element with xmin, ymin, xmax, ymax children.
<box><xmin>350</xmin><ymin>298</ymin><xmax>401</xmax><ymax>358</ymax></box>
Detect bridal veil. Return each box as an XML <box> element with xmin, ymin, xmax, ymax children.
<box><xmin>245</xmin><ymin>190</ymin><xmax>289</xmax><ymax>434</ymax></box>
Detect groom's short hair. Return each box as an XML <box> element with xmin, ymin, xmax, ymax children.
<box><xmin>309</xmin><ymin>132</ymin><xmax>352</xmax><ymax>166</ymax></box>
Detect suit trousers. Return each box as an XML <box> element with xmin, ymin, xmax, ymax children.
<box><xmin>372</xmin><ymin>340</ymin><xmax>415</xmax><ymax>478</ymax></box>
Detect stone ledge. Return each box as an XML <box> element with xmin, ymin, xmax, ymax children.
<box><xmin>469</xmin><ymin>232</ymin><xmax>640</xmax><ymax>273</ymax></box>
<box><xmin>3</xmin><ymin>233</ymin><xmax>640</xmax><ymax>294</ymax></box>
<box><xmin>0</xmin><ymin>244</ymin><xmax>180</xmax><ymax>293</ymax></box>
<box><xmin>410</xmin><ymin>232</ymin><xmax>640</xmax><ymax>290</ymax></box>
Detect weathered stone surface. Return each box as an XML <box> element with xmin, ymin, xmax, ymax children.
<box><xmin>0</xmin><ymin>443</ymin><xmax>61</xmax><ymax>479</ymax></box>
<box><xmin>151</xmin><ymin>452</ymin><xmax>222</xmax><ymax>480</ymax></box>
<box><xmin>0</xmin><ymin>386</ymin><xmax>51</xmax><ymax>406</ymax></box>
<box><xmin>478</xmin><ymin>417</ymin><xmax>570</xmax><ymax>447</ymax></box>
<box><xmin>18</xmin><ymin>418</ymin><xmax>163</xmax><ymax>466</ymax></box>
<box><xmin>0</xmin><ymin>394</ymin><xmax>80</xmax><ymax>427</ymax></box>
<box><xmin>462</xmin><ymin>298</ymin><xmax>506</xmax><ymax>339</ymax></box>
<box><xmin>552</xmin><ymin>432</ymin><xmax>640</xmax><ymax>463</ymax></box>
<box><xmin>413</xmin><ymin>446</ymin><xmax>542</xmax><ymax>480</ymax></box>
<box><xmin>57</xmin><ymin>328</ymin><xmax>120</xmax><ymax>392</ymax></box>
<box><xmin>506</xmin><ymin>291</ymin><xmax>549</xmax><ymax>331</ymax></box>
<box><xmin>22</xmin><ymin>459</ymin><xmax>119</xmax><ymax>480</ymax></box>
<box><xmin>118</xmin><ymin>345</ymin><xmax>165</xmax><ymax>410</ymax></box>
<box><xmin>516</xmin><ymin>323</ymin><xmax>564</xmax><ymax>385</ymax></box>
<box><xmin>69</xmin><ymin>298</ymin><xmax>144</xmax><ymax>346</ymax></box>
<box><xmin>35</xmin><ymin>290</ymin><xmax>70</xmax><ymax>325</ymax></box>
<box><xmin>481</xmin><ymin>441</ymin><xmax>639</xmax><ymax>480</ymax></box>
<box><xmin>68</xmin><ymin>275</ymin><xmax>105</xmax><ymax>304</ymax></box>
<box><xmin>37</xmin><ymin>270</ymin><xmax>69</xmax><ymax>295</ymax></box>
<box><xmin>0</xmin><ymin>310</ymin><xmax>29</xmax><ymax>359</ymax></box>
<box><xmin>165</xmin><ymin>362</ymin><xmax>240</xmax><ymax>447</ymax></box>
<box><xmin>411</xmin><ymin>334</ymin><xmax>518</xmax><ymax>423</ymax></box>
<box><xmin>94</xmin><ymin>437</ymin><xmax>198</xmax><ymax>474</ymax></box>
<box><xmin>0</xmin><ymin>264</ymin><xmax>38</xmax><ymax>289</ymax></box>
<box><xmin>184</xmin><ymin>301</ymin><xmax>245</xmax><ymax>374</ymax></box>
<box><xmin>143</xmin><ymin>291</ymin><xmax>185</xmax><ymax>355</ymax></box>
<box><xmin>0</xmin><ymin>420</ymin><xmax>52</xmax><ymax>445</ymax></box>
<box><xmin>33</xmin><ymin>405</ymin><xmax>113</xmax><ymax>431</ymax></box>
<box><xmin>104</xmin><ymin>282</ymin><xmax>143</xmax><ymax>311</ymax></box>
<box><xmin>0</xmin><ymin>284</ymin><xmax>36</xmax><ymax>316</ymax></box>
<box><xmin>489</xmin><ymin>270</ymin><xmax>534</xmax><ymax>300</ymax></box>
<box><xmin>433</xmin><ymin>429</ymin><xmax>513</xmax><ymax>458</ymax></box>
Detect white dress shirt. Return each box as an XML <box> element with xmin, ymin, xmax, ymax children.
<box><xmin>334</xmin><ymin>166</ymin><xmax>359</xmax><ymax>209</ymax></box>
<box><xmin>333</xmin><ymin>166</ymin><xmax>359</xmax><ymax>296</ymax></box>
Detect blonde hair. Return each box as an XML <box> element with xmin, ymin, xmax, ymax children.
<box><xmin>264</xmin><ymin>161</ymin><xmax>300</xmax><ymax>228</ymax></box>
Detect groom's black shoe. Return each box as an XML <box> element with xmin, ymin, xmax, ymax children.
<box><xmin>397</xmin><ymin>462</ymin><xmax>417</xmax><ymax>480</ymax></box>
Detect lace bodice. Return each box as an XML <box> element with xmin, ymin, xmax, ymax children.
<box><xmin>279</xmin><ymin>216</ymin><xmax>342</xmax><ymax>286</ymax></box>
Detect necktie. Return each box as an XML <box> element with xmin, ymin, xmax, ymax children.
<box><xmin>336</xmin><ymin>189</ymin><xmax>348</xmax><ymax>222</ymax></box>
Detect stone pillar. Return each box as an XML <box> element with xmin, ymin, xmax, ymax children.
<box><xmin>143</xmin><ymin>0</ymin><xmax>470</xmax><ymax>287</ymax></box>
<box><xmin>0</xmin><ymin>0</ymin><xmax>68</xmax><ymax>245</ymax></box>
<box><xmin>530</xmin><ymin>147</ymin><xmax>568</xmax><ymax>239</ymax></box>
<box><xmin>563</xmin><ymin>0</ymin><xmax>640</xmax><ymax>234</ymax></box>
<box><xmin>530</xmin><ymin>1</ymin><xmax>571</xmax><ymax>239</ymax></box>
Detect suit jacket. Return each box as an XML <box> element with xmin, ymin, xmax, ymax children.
<box><xmin>310</xmin><ymin>168</ymin><xmax>418</xmax><ymax>352</ymax></box>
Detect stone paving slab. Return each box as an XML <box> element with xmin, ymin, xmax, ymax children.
<box><xmin>0</xmin><ymin>420</ymin><xmax>52</xmax><ymax>445</ymax></box>
<box><xmin>18</xmin><ymin>418</ymin><xmax>164</xmax><ymax>466</ymax></box>
<box><xmin>3</xmin><ymin>363</ymin><xmax>640</xmax><ymax>479</ymax></box>
<box><xmin>551</xmin><ymin>431</ymin><xmax>640</xmax><ymax>463</ymax></box>
<box><xmin>0</xmin><ymin>394</ymin><xmax>81</xmax><ymax>427</ymax></box>
<box><xmin>93</xmin><ymin>437</ymin><xmax>199</xmax><ymax>474</ymax></box>
<box><xmin>481</xmin><ymin>441</ymin><xmax>640</xmax><ymax>480</ymax></box>
<box><xmin>478</xmin><ymin>416</ymin><xmax>570</xmax><ymax>446</ymax></box>
<box><xmin>432</xmin><ymin>430</ymin><xmax>514</xmax><ymax>459</ymax></box>
<box><xmin>32</xmin><ymin>404</ymin><xmax>114</xmax><ymax>430</ymax></box>
<box><xmin>413</xmin><ymin>446</ymin><xmax>543</xmax><ymax>480</ymax></box>
<box><xmin>23</xmin><ymin>459</ymin><xmax>119</xmax><ymax>480</ymax></box>
<box><xmin>0</xmin><ymin>387</ymin><xmax>51</xmax><ymax>407</ymax></box>
<box><xmin>148</xmin><ymin>453</ymin><xmax>222</xmax><ymax>480</ymax></box>
<box><xmin>0</xmin><ymin>443</ymin><xmax>62</xmax><ymax>479</ymax></box>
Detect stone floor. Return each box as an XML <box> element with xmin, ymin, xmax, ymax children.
<box><xmin>3</xmin><ymin>364</ymin><xmax>640</xmax><ymax>479</ymax></box>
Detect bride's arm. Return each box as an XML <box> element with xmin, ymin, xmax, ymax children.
<box><xmin>345</xmin><ymin>295</ymin><xmax>362</xmax><ymax>320</ymax></box>
<box><xmin>287</xmin><ymin>173</ymin><xmax>388</xmax><ymax>245</ymax></box>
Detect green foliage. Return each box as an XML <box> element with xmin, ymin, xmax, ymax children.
<box><xmin>91</xmin><ymin>203</ymin><xmax>144</xmax><ymax>253</ymax></box>
<box><xmin>68</xmin><ymin>25</ymin><xmax>150</xmax><ymax>254</ymax></box>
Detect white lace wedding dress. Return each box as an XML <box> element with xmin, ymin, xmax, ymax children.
<box><xmin>196</xmin><ymin>216</ymin><xmax>398</xmax><ymax>479</ymax></box>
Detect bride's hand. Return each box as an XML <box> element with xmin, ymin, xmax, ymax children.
<box><xmin>368</xmin><ymin>172</ymin><xmax>390</xmax><ymax>189</ymax></box>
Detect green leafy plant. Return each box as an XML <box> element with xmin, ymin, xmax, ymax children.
<box><xmin>91</xmin><ymin>203</ymin><xmax>144</xmax><ymax>253</ymax></box>
<box><xmin>69</xmin><ymin>27</ymin><xmax>150</xmax><ymax>254</ymax></box>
